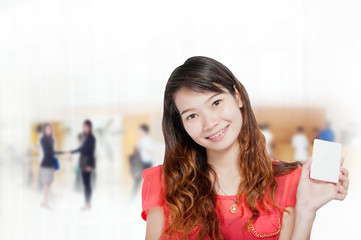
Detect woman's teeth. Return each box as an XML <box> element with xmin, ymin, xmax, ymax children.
<box><xmin>208</xmin><ymin>126</ymin><xmax>227</xmax><ymax>140</ymax></box>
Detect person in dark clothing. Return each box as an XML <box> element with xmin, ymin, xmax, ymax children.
<box><xmin>66</xmin><ymin>120</ymin><xmax>96</xmax><ymax>211</ymax></box>
<box><xmin>39</xmin><ymin>123</ymin><xmax>64</xmax><ymax>208</ymax></box>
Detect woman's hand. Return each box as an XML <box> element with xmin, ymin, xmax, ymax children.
<box><xmin>296</xmin><ymin>157</ymin><xmax>349</xmax><ymax>214</ymax></box>
<box><xmin>290</xmin><ymin>157</ymin><xmax>349</xmax><ymax>240</ymax></box>
<box><xmin>85</xmin><ymin>166</ymin><xmax>93</xmax><ymax>172</ymax></box>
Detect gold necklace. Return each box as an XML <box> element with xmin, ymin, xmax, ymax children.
<box><xmin>217</xmin><ymin>182</ymin><xmax>238</xmax><ymax>214</ymax></box>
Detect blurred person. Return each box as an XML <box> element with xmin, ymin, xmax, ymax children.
<box><xmin>292</xmin><ymin>126</ymin><xmax>309</xmax><ymax>163</ymax></box>
<box><xmin>259</xmin><ymin>123</ymin><xmax>274</xmax><ymax>157</ymax></box>
<box><xmin>39</xmin><ymin>123</ymin><xmax>65</xmax><ymax>209</ymax></box>
<box><xmin>66</xmin><ymin>120</ymin><xmax>96</xmax><ymax>211</ymax></box>
<box><xmin>129</xmin><ymin>147</ymin><xmax>143</xmax><ymax>199</ymax></box>
<box><xmin>130</xmin><ymin>124</ymin><xmax>154</xmax><ymax>199</ymax></box>
<box><xmin>318</xmin><ymin>122</ymin><xmax>335</xmax><ymax>142</ymax></box>
<box><xmin>35</xmin><ymin>124</ymin><xmax>45</xmax><ymax>190</ymax></box>
<box><xmin>136</xmin><ymin>124</ymin><xmax>154</xmax><ymax>169</ymax></box>
<box><xmin>141</xmin><ymin>57</ymin><xmax>349</xmax><ymax>239</ymax></box>
<box><xmin>73</xmin><ymin>133</ymin><xmax>84</xmax><ymax>192</ymax></box>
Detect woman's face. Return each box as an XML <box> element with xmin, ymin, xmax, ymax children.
<box><xmin>45</xmin><ymin>125</ymin><xmax>52</xmax><ymax>136</ymax></box>
<box><xmin>83</xmin><ymin>124</ymin><xmax>90</xmax><ymax>135</ymax></box>
<box><xmin>174</xmin><ymin>86</ymin><xmax>243</xmax><ymax>152</ymax></box>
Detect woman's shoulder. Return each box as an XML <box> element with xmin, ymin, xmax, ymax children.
<box><xmin>272</xmin><ymin>159</ymin><xmax>302</xmax><ymax>207</ymax></box>
<box><xmin>141</xmin><ymin>164</ymin><xmax>164</xmax><ymax>221</ymax></box>
<box><xmin>272</xmin><ymin>159</ymin><xmax>302</xmax><ymax>177</ymax></box>
<box><xmin>273</xmin><ymin>160</ymin><xmax>302</xmax><ymax>187</ymax></box>
<box><xmin>142</xmin><ymin>164</ymin><xmax>163</xmax><ymax>180</ymax></box>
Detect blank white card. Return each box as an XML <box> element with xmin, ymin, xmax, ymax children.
<box><xmin>310</xmin><ymin>139</ymin><xmax>342</xmax><ymax>183</ymax></box>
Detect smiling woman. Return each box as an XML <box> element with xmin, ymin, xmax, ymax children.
<box><xmin>174</xmin><ymin>88</ymin><xmax>243</xmax><ymax>153</ymax></box>
<box><xmin>141</xmin><ymin>56</ymin><xmax>349</xmax><ymax>240</ymax></box>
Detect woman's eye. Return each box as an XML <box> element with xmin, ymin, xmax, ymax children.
<box><xmin>186</xmin><ymin>114</ymin><xmax>197</xmax><ymax>120</ymax></box>
<box><xmin>212</xmin><ymin>100</ymin><xmax>221</xmax><ymax>107</ymax></box>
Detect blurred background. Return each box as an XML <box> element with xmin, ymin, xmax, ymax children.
<box><xmin>0</xmin><ymin>0</ymin><xmax>360</xmax><ymax>239</ymax></box>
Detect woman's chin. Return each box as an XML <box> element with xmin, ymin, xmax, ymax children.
<box><xmin>204</xmin><ymin>140</ymin><xmax>237</xmax><ymax>153</ymax></box>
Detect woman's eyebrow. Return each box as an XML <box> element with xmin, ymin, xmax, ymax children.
<box><xmin>180</xmin><ymin>108</ymin><xmax>195</xmax><ymax>116</ymax></box>
<box><xmin>180</xmin><ymin>92</ymin><xmax>223</xmax><ymax>116</ymax></box>
<box><xmin>206</xmin><ymin>92</ymin><xmax>222</xmax><ymax>102</ymax></box>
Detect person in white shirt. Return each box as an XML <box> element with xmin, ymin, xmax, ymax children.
<box><xmin>292</xmin><ymin>126</ymin><xmax>309</xmax><ymax>163</ymax></box>
<box><xmin>130</xmin><ymin>124</ymin><xmax>154</xmax><ymax>199</ymax></box>
<box><xmin>260</xmin><ymin>124</ymin><xmax>274</xmax><ymax>158</ymax></box>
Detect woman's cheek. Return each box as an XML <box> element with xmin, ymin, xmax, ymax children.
<box><xmin>184</xmin><ymin>122</ymin><xmax>201</xmax><ymax>142</ymax></box>
<box><xmin>222</xmin><ymin>102</ymin><xmax>242</xmax><ymax>120</ymax></box>
<box><xmin>219</xmin><ymin>105</ymin><xmax>232</xmax><ymax>120</ymax></box>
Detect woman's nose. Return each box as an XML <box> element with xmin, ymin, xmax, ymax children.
<box><xmin>202</xmin><ymin>113</ymin><xmax>219</xmax><ymax>133</ymax></box>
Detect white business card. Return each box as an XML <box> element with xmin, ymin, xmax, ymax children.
<box><xmin>310</xmin><ymin>139</ymin><xmax>342</xmax><ymax>183</ymax></box>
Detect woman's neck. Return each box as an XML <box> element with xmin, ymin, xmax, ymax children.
<box><xmin>206</xmin><ymin>142</ymin><xmax>242</xmax><ymax>195</ymax></box>
<box><xmin>206</xmin><ymin>141</ymin><xmax>241</xmax><ymax>175</ymax></box>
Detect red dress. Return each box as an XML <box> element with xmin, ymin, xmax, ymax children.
<box><xmin>141</xmin><ymin>164</ymin><xmax>302</xmax><ymax>239</ymax></box>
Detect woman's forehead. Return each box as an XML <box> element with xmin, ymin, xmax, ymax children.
<box><xmin>174</xmin><ymin>88</ymin><xmax>227</xmax><ymax>112</ymax></box>
<box><xmin>175</xmin><ymin>87</ymin><xmax>219</xmax><ymax>98</ymax></box>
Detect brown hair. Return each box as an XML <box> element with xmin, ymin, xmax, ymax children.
<box><xmin>162</xmin><ymin>56</ymin><xmax>301</xmax><ymax>239</ymax></box>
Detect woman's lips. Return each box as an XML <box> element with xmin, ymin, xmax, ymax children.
<box><xmin>207</xmin><ymin>125</ymin><xmax>229</xmax><ymax>142</ymax></box>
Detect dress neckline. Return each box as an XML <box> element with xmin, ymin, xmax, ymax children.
<box><xmin>217</xmin><ymin>194</ymin><xmax>238</xmax><ymax>200</ymax></box>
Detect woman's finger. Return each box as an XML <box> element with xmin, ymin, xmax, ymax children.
<box><xmin>301</xmin><ymin>157</ymin><xmax>312</xmax><ymax>177</ymax></box>
<box><xmin>338</xmin><ymin>185</ymin><xmax>347</xmax><ymax>194</ymax></box>
<box><xmin>338</xmin><ymin>175</ymin><xmax>349</xmax><ymax>190</ymax></box>
<box><xmin>335</xmin><ymin>185</ymin><xmax>348</xmax><ymax>200</ymax></box>
<box><xmin>335</xmin><ymin>193</ymin><xmax>347</xmax><ymax>201</ymax></box>
<box><xmin>338</xmin><ymin>175</ymin><xmax>348</xmax><ymax>184</ymax></box>
<box><xmin>340</xmin><ymin>166</ymin><xmax>349</xmax><ymax>177</ymax></box>
<box><xmin>339</xmin><ymin>167</ymin><xmax>349</xmax><ymax>189</ymax></box>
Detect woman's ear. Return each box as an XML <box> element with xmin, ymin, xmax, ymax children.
<box><xmin>233</xmin><ymin>85</ymin><xmax>243</xmax><ymax>109</ymax></box>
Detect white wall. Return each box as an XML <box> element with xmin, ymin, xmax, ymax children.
<box><xmin>0</xmin><ymin>0</ymin><xmax>360</xmax><ymax>147</ymax></box>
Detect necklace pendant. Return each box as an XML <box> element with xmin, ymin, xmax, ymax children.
<box><xmin>229</xmin><ymin>198</ymin><xmax>238</xmax><ymax>214</ymax></box>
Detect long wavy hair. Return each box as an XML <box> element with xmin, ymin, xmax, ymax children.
<box><xmin>162</xmin><ymin>56</ymin><xmax>301</xmax><ymax>239</ymax></box>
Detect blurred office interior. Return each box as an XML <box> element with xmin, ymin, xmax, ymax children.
<box><xmin>0</xmin><ymin>0</ymin><xmax>360</xmax><ymax>239</ymax></box>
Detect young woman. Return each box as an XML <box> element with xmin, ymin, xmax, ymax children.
<box><xmin>39</xmin><ymin>123</ymin><xmax>64</xmax><ymax>208</ymax></box>
<box><xmin>67</xmin><ymin>120</ymin><xmax>96</xmax><ymax>211</ymax></box>
<box><xmin>141</xmin><ymin>57</ymin><xmax>349</xmax><ymax>239</ymax></box>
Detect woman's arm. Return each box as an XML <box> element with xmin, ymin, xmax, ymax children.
<box><xmin>278</xmin><ymin>206</ymin><xmax>296</xmax><ymax>240</ymax></box>
<box><xmin>291</xmin><ymin>206</ymin><xmax>315</xmax><ymax>240</ymax></box>
<box><xmin>289</xmin><ymin>158</ymin><xmax>349</xmax><ymax>240</ymax></box>
<box><xmin>69</xmin><ymin>147</ymin><xmax>82</xmax><ymax>154</ymax></box>
<box><xmin>146</xmin><ymin>207</ymin><xmax>164</xmax><ymax>240</ymax></box>
<box><xmin>64</xmin><ymin>145</ymin><xmax>83</xmax><ymax>155</ymax></box>
<box><xmin>279</xmin><ymin>205</ymin><xmax>315</xmax><ymax>240</ymax></box>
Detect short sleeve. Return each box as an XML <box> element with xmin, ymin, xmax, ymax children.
<box><xmin>283</xmin><ymin>167</ymin><xmax>302</xmax><ymax>207</ymax></box>
<box><xmin>141</xmin><ymin>165</ymin><xmax>163</xmax><ymax>221</ymax></box>
<box><xmin>275</xmin><ymin>166</ymin><xmax>303</xmax><ymax>208</ymax></box>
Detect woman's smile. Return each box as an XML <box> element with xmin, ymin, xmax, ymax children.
<box><xmin>206</xmin><ymin>125</ymin><xmax>229</xmax><ymax>142</ymax></box>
